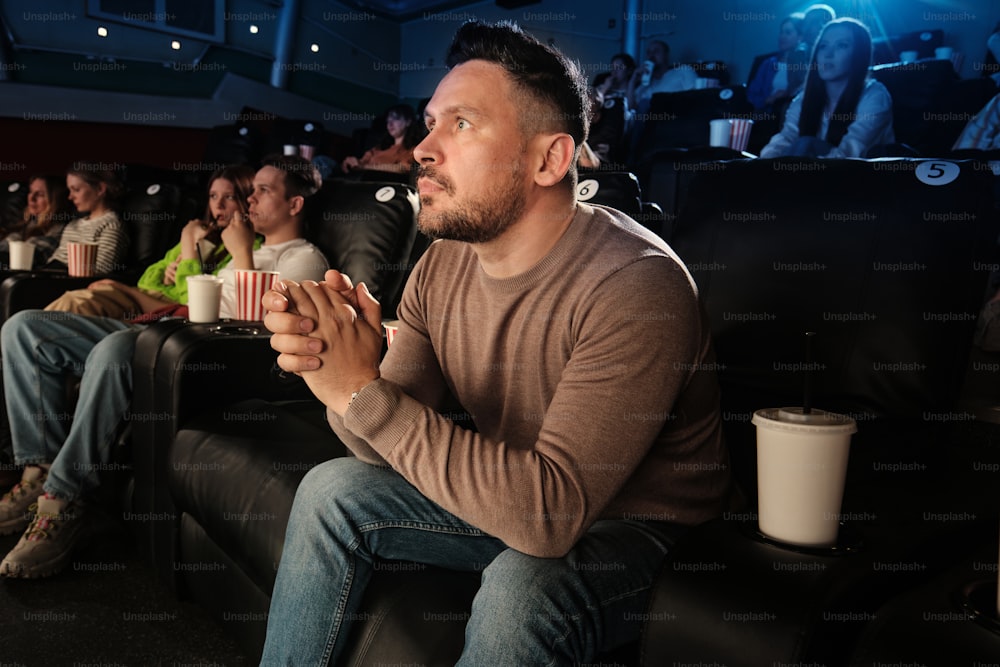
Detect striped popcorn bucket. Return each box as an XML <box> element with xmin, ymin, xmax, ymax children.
<box><xmin>67</xmin><ymin>242</ymin><xmax>99</xmax><ymax>277</ymax></box>
<box><xmin>383</xmin><ymin>320</ymin><xmax>399</xmax><ymax>347</ymax></box>
<box><xmin>235</xmin><ymin>270</ymin><xmax>280</xmax><ymax>321</ymax></box>
<box><xmin>728</xmin><ymin>119</ymin><xmax>754</xmax><ymax>153</ymax></box>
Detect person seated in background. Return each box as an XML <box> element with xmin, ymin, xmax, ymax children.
<box><xmin>747</xmin><ymin>13</ymin><xmax>806</xmax><ymax>113</ymax></box>
<box><xmin>578</xmin><ymin>84</ymin><xmax>604</xmax><ymax>169</ymax></box>
<box><xmin>605</xmin><ymin>52</ymin><xmax>636</xmax><ymax>99</ymax></box>
<box><xmin>801</xmin><ymin>3</ymin><xmax>836</xmax><ymax>49</ymax></box>
<box><xmin>760</xmin><ymin>18</ymin><xmax>894</xmax><ymax>159</ymax></box>
<box><xmin>627</xmin><ymin>39</ymin><xmax>698</xmax><ymax>115</ymax></box>
<box><xmin>341</xmin><ymin>103</ymin><xmax>422</xmax><ymax>175</ymax></box>
<box><xmin>259</xmin><ymin>20</ymin><xmax>729</xmax><ymax>665</ymax></box>
<box><xmin>42</xmin><ymin>165</ymin><xmax>127</xmax><ymax>275</ymax></box>
<box><xmin>0</xmin><ymin>155</ymin><xmax>329</xmax><ymax>579</ymax></box>
<box><xmin>590</xmin><ymin>72</ymin><xmax>633</xmax><ymax>167</ymax></box>
<box><xmin>981</xmin><ymin>22</ymin><xmax>1000</xmax><ymax>86</ymax></box>
<box><xmin>41</xmin><ymin>164</ymin><xmax>255</xmax><ymax>319</ymax></box>
<box><xmin>0</xmin><ymin>175</ymin><xmax>73</xmax><ymax>268</ymax></box>
<box><xmin>952</xmin><ymin>92</ymin><xmax>1000</xmax><ymax>150</ymax></box>
<box><xmin>783</xmin><ymin>4</ymin><xmax>836</xmax><ymax>100</ymax></box>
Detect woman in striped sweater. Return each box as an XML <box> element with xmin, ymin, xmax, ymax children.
<box><xmin>43</xmin><ymin>165</ymin><xmax>127</xmax><ymax>274</ymax></box>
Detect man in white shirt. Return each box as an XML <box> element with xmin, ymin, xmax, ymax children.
<box><xmin>627</xmin><ymin>39</ymin><xmax>698</xmax><ymax>115</ymax></box>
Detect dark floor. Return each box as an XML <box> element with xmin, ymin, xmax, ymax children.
<box><xmin>0</xmin><ymin>502</ymin><xmax>249</xmax><ymax>667</ymax></box>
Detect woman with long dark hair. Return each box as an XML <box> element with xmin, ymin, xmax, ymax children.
<box><xmin>760</xmin><ymin>18</ymin><xmax>894</xmax><ymax>158</ymax></box>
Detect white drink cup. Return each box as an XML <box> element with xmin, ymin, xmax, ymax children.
<box><xmin>753</xmin><ymin>407</ymin><xmax>857</xmax><ymax>547</ymax></box>
<box><xmin>900</xmin><ymin>50</ymin><xmax>918</xmax><ymax>64</ymax></box>
<box><xmin>934</xmin><ymin>46</ymin><xmax>953</xmax><ymax>60</ymax></box>
<box><xmin>186</xmin><ymin>275</ymin><xmax>225</xmax><ymax>323</ymax></box>
<box><xmin>709</xmin><ymin>119</ymin><xmax>731</xmax><ymax>147</ymax></box>
<box><xmin>235</xmin><ymin>269</ymin><xmax>279</xmax><ymax>321</ymax></box>
<box><xmin>640</xmin><ymin>60</ymin><xmax>653</xmax><ymax>87</ymax></box>
<box><xmin>8</xmin><ymin>241</ymin><xmax>33</xmax><ymax>270</ymax></box>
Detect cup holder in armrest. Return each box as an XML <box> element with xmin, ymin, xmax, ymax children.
<box><xmin>954</xmin><ymin>578</ymin><xmax>1000</xmax><ymax>633</ymax></box>
<box><xmin>205</xmin><ymin>322</ymin><xmax>267</xmax><ymax>336</ymax></box>
<box><xmin>735</xmin><ymin>516</ymin><xmax>865</xmax><ymax>556</ymax></box>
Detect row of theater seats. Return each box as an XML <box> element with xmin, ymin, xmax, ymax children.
<box><xmin>88</xmin><ymin>159</ymin><xmax>1000</xmax><ymax>665</ymax></box>
<box><xmin>0</xmin><ymin>170</ymin><xmax>203</xmax><ymax>320</ymax></box>
<box><xmin>631</xmin><ymin>58</ymin><xmax>998</xmax><ymax>197</ymax></box>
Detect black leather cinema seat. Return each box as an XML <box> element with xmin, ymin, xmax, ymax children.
<box><xmin>847</xmin><ymin>540</ymin><xmax>1000</xmax><ymax>666</ymax></box>
<box><xmin>641</xmin><ymin>157</ymin><xmax>999</xmax><ymax>666</ymax></box>
<box><xmin>127</xmin><ymin>180</ymin><xmax>421</xmax><ymax>618</ymax></box>
<box><xmin>634</xmin><ymin>86</ymin><xmax>753</xmax><ymax>164</ymax></box>
<box><xmin>126</xmin><ymin>160</ymin><xmax>998</xmax><ymax>665</ymax></box>
<box><xmin>307</xmin><ymin>178</ymin><xmax>420</xmax><ymax>317</ymax></box>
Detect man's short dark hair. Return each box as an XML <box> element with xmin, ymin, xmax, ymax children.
<box><xmin>445</xmin><ymin>21</ymin><xmax>589</xmax><ymax>147</ymax></box>
<box><xmin>261</xmin><ymin>154</ymin><xmax>322</xmax><ymax>200</ymax></box>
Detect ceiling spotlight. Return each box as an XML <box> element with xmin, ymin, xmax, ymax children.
<box><xmin>97</xmin><ymin>26</ymin><xmax>108</xmax><ymax>37</ymax></box>
<box><xmin>310</xmin><ymin>43</ymin><xmax>320</xmax><ymax>53</ymax></box>
<box><xmin>171</xmin><ymin>40</ymin><xmax>181</xmax><ymax>50</ymax></box>
<box><xmin>250</xmin><ymin>25</ymin><xmax>259</xmax><ymax>34</ymax></box>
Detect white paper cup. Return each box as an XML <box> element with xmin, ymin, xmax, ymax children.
<box><xmin>900</xmin><ymin>50</ymin><xmax>918</xmax><ymax>64</ymax></box>
<box><xmin>728</xmin><ymin>119</ymin><xmax>754</xmax><ymax>152</ymax></box>
<box><xmin>186</xmin><ymin>275</ymin><xmax>225</xmax><ymax>323</ymax></box>
<box><xmin>383</xmin><ymin>320</ymin><xmax>399</xmax><ymax>347</ymax></box>
<box><xmin>753</xmin><ymin>407</ymin><xmax>857</xmax><ymax>547</ymax></box>
<box><xmin>934</xmin><ymin>46</ymin><xmax>952</xmax><ymax>60</ymax></box>
<box><xmin>640</xmin><ymin>60</ymin><xmax>654</xmax><ymax>87</ymax></box>
<box><xmin>235</xmin><ymin>269</ymin><xmax>279</xmax><ymax>321</ymax></box>
<box><xmin>709</xmin><ymin>119</ymin><xmax>731</xmax><ymax>148</ymax></box>
<box><xmin>67</xmin><ymin>242</ymin><xmax>99</xmax><ymax>277</ymax></box>
<box><xmin>8</xmin><ymin>241</ymin><xmax>33</xmax><ymax>270</ymax></box>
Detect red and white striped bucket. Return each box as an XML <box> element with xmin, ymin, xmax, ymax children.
<box><xmin>728</xmin><ymin>119</ymin><xmax>754</xmax><ymax>153</ymax></box>
<box><xmin>235</xmin><ymin>270</ymin><xmax>279</xmax><ymax>320</ymax></box>
<box><xmin>67</xmin><ymin>242</ymin><xmax>99</xmax><ymax>277</ymax></box>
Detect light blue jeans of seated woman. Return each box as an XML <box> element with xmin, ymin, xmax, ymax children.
<box><xmin>260</xmin><ymin>456</ymin><xmax>684</xmax><ymax>666</ymax></box>
<box><xmin>1</xmin><ymin>310</ymin><xmax>141</xmax><ymax>501</ymax></box>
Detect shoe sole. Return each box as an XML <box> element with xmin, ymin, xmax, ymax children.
<box><xmin>0</xmin><ymin>554</ymin><xmax>71</xmax><ymax>578</ymax></box>
<box><xmin>0</xmin><ymin>510</ymin><xmax>84</xmax><ymax>579</ymax></box>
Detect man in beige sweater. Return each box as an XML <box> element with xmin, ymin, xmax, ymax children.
<box><xmin>259</xmin><ymin>21</ymin><xmax>731</xmax><ymax>666</ymax></box>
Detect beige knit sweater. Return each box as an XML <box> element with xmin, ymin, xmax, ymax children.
<box><xmin>333</xmin><ymin>203</ymin><xmax>731</xmax><ymax>558</ymax></box>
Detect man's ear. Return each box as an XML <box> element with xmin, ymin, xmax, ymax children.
<box><xmin>288</xmin><ymin>194</ymin><xmax>305</xmax><ymax>217</ymax></box>
<box><xmin>533</xmin><ymin>133</ymin><xmax>576</xmax><ymax>188</ymax></box>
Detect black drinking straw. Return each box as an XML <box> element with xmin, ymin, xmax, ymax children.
<box><xmin>803</xmin><ymin>331</ymin><xmax>816</xmax><ymax>414</ymax></box>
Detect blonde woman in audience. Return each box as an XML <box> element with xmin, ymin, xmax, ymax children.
<box><xmin>43</xmin><ymin>165</ymin><xmax>127</xmax><ymax>274</ymax></box>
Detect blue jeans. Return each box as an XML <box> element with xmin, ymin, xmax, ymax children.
<box><xmin>1</xmin><ymin>310</ymin><xmax>139</xmax><ymax>500</ymax></box>
<box><xmin>261</xmin><ymin>457</ymin><xmax>682</xmax><ymax>666</ymax></box>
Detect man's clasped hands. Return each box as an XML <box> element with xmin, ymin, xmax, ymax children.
<box><xmin>263</xmin><ymin>271</ymin><xmax>383</xmax><ymax>416</ymax></box>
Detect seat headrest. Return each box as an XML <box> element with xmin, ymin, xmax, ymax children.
<box><xmin>307</xmin><ymin>180</ymin><xmax>420</xmax><ymax>316</ymax></box>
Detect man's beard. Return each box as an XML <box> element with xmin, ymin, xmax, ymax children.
<box><xmin>416</xmin><ymin>164</ymin><xmax>526</xmax><ymax>244</ymax></box>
